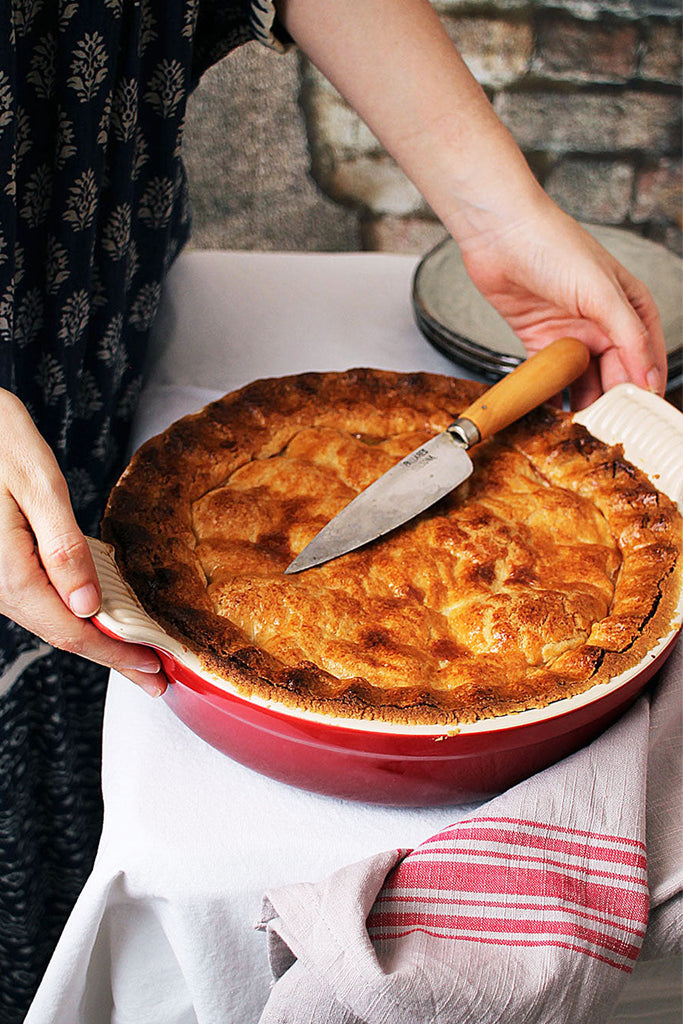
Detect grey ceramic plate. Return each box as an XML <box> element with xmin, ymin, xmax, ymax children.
<box><xmin>413</xmin><ymin>223</ymin><xmax>683</xmax><ymax>393</ymax></box>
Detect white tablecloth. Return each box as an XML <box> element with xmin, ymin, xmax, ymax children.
<box><xmin>25</xmin><ymin>252</ymin><xmax>681</xmax><ymax>1024</ymax></box>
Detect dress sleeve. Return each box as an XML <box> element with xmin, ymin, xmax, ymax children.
<box><xmin>192</xmin><ymin>0</ymin><xmax>292</xmax><ymax>83</ymax></box>
<box><xmin>248</xmin><ymin>0</ymin><xmax>293</xmax><ymax>53</ymax></box>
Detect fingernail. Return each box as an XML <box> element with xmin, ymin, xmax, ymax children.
<box><xmin>646</xmin><ymin>367</ymin><xmax>662</xmax><ymax>393</ymax></box>
<box><xmin>126</xmin><ymin>657</ymin><xmax>162</xmax><ymax>675</ymax></box>
<box><xmin>610</xmin><ymin>361</ymin><xmax>630</xmax><ymax>386</ymax></box>
<box><xmin>139</xmin><ymin>679</ymin><xmax>165</xmax><ymax>698</ymax></box>
<box><xmin>69</xmin><ymin>583</ymin><xmax>100</xmax><ymax>618</ymax></box>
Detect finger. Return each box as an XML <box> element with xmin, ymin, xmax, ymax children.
<box><xmin>109</xmin><ymin>667</ymin><xmax>168</xmax><ymax>698</ymax></box>
<box><xmin>22</xmin><ymin>467</ymin><xmax>102</xmax><ymax>617</ymax></box>
<box><xmin>5</xmin><ymin>403</ymin><xmax>103</xmax><ymax>617</ymax></box>
<box><xmin>16</xmin><ymin>587</ymin><xmax>166</xmax><ymax>695</ymax></box>
<box><xmin>569</xmin><ymin>356</ymin><xmax>603</xmax><ymax>411</ymax></box>
<box><xmin>618</xmin><ymin>271</ymin><xmax>667</xmax><ymax>395</ymax></box>
<box><xmin>591</xmin><ymin>271</ymin><xmax>666</xmax><ymax>395</ymax></box>
<box><xmin>597</xmin><ymin>345</ymin><xmax>636</xmax><ymax>397</ymax></box>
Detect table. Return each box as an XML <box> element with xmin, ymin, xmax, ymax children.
<box><xmin>25</xmin><ymin>251</ymin><xmax>681</xmax><ymax>1024</ymax></box>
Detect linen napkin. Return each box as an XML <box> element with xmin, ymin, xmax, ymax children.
<box><xmin>257</xmin><ymin>642</ymin><xmax>681</xmax><ymax>1024</ymax></box>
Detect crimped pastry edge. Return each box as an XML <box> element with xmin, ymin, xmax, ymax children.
<box><xmin>100</xmin><ymin>372</ymin><xmax>683</xmax><ymax>727</ymax></box>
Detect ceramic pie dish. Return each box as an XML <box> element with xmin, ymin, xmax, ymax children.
<box><xmin>91</xmin><ymin>382</ymin><xmax>682</xmax><ymax>806</ymax></box>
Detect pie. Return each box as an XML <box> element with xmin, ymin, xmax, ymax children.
<box><xmin>101</xmin><ymin>369</ymin><xmax>682</xmax><ymax>725</ymax></box>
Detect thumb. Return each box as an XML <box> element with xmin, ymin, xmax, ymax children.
<box><xmin>8</xmin><ymin>418</ymin><xmax>102</xmax><ymax>618</ymax></box>
<box><xmin>33</xmin><ymin>503</ymin><xmax>102</xmax><ymax>618</ymax></box>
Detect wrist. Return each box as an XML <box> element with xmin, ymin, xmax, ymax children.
<box><xmin>435</xmin><ymin>143</ymin><xmax>551</xmax><ymax>250</ymax></box>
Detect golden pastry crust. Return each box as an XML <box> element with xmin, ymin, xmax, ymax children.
<box><xmin>101</xmin><ymin>369</ymin><xmax>682</xmax><ymax>725</ymax></box>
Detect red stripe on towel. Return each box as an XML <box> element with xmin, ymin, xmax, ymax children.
<box><xmin>366</xmin><ymin>816</ymin><xmax>649</xmax><ymax>973</ymax></box>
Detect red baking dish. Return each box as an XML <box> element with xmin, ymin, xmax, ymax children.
<box><xmin>90</xmin><ymin>384</ymin><xmax>682</xmax><ymax>806</ymax></box>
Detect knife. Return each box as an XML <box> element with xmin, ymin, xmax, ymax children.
<box><xmin>285</xmin><ymin>336</ymin><xmax>590</xmax><ymax>574</ymax></box>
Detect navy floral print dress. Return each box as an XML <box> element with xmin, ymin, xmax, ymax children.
<box><xmin>0</xmin><ymin>2</ymin><xmax>285</xmax><ymax>1019</ymax></box>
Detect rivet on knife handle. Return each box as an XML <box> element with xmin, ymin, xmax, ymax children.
<box><xmin>448</xmin><ymin>336</ymin><xmax>590</xmax><ymax>446</ymax></box>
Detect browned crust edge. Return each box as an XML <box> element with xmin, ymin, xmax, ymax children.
<box><xmin>101</xmin><ymin>369</ymin><xmax>682</xmax><ymax>726</ymax></box>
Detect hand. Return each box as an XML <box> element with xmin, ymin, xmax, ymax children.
<box><xmin>456</xmin><ymin>195</ymin><xmax>667</xmax><ymax>409</ymax></box>
<box><xmin>0</xmin><ymin>389</ymin><xmax>166</xmax><ymax>696</ymax></box>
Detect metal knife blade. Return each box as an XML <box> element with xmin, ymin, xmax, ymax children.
<box><xmin>285</xmin><ymin>431</ymin><xmax>472</xmax><ymax>573</ymax></box>
<box><xmin>285</xmin><ymin>336</ymin><xmax>590</xmax><ymax>574</ymax></box>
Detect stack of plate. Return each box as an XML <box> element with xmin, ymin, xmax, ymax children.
<box><xmin>412</xmin><ymin>223</ymin><xmax>682</xmax><ymax>402</ymax></box>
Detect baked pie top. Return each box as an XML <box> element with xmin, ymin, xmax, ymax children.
<box><xmin>102</xmin><ymin>369</ymin><xmax>682</xmax><ymax>725</ymax></box>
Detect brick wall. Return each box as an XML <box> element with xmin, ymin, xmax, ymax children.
<box><xmin>183</xmin><ymin>0</ymin><xmax>682</xmax><ymax>255</ymax></box>
<box><xmin>183</xmin><ymin>45</ymin><xmax>360</xmax><ymax>252</ymax></box>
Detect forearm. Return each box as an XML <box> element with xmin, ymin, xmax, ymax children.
<box><xmin>278</xmin><ymin>0</ymin><xmax>546</xmax><ymax>242</ymax></box>
<box><xmin>279</xmin><ymin>0</ymin><xmax>667</xmax><ymax>400</ymax></box>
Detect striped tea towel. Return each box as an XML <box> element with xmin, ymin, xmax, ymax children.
<box><xmin>366</xmin><ymin>814</ymin><xmax>648</xmax><ymax>974</ymax></box>
<box><xmin>257</xmin><ymin>643</ymin><xmax>682</xmax><ymax>1024</ymax></box>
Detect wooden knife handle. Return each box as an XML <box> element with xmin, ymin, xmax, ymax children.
<box><xmin>455</xmin><ymin>336</ymin><xmax>590</xmax><ymax>443</ymax></box>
